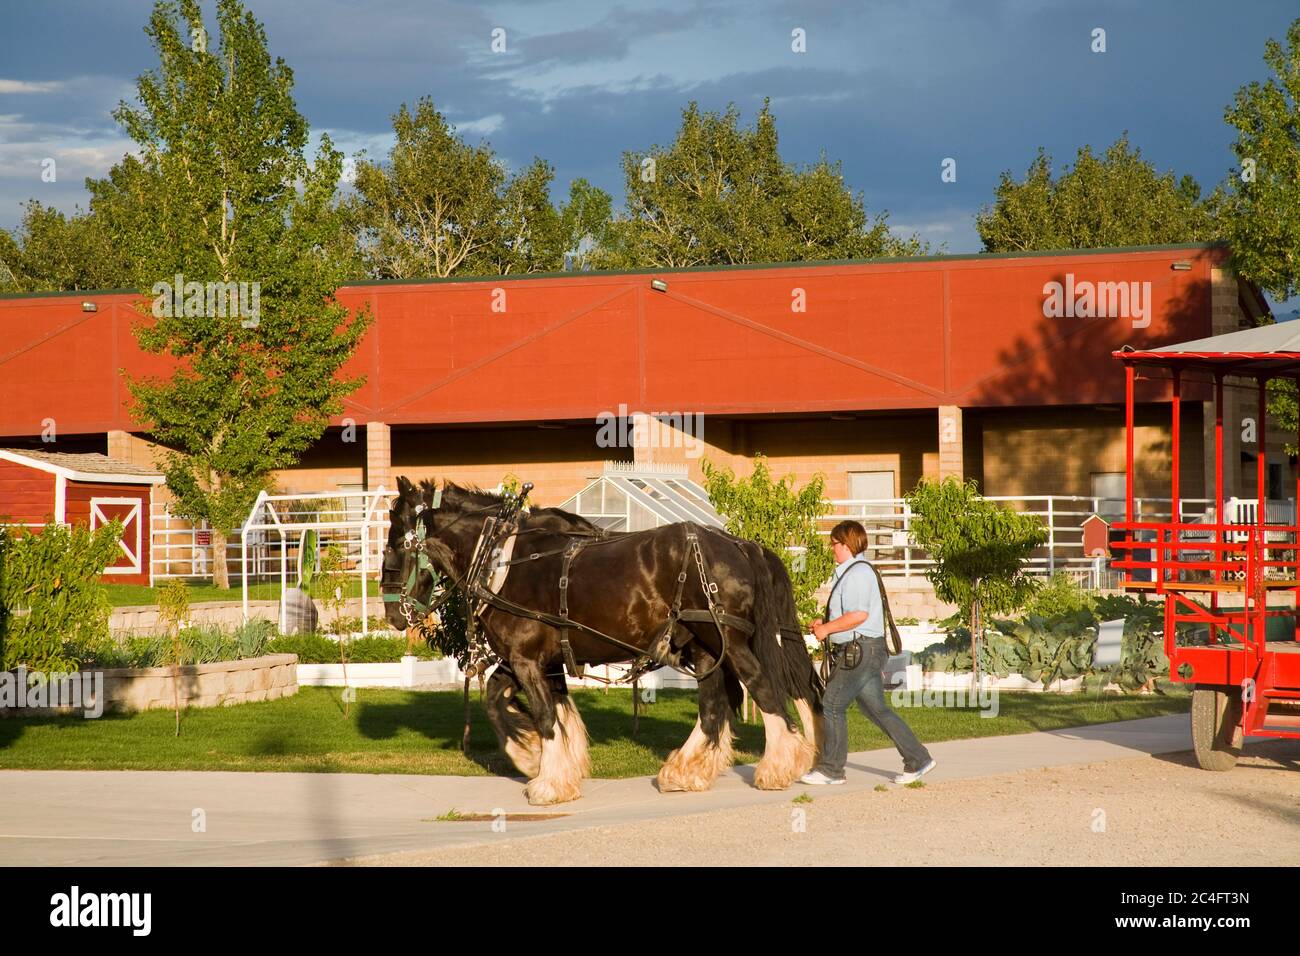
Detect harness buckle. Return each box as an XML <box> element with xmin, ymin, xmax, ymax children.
<box><xmin>558</xmin><ymin>576</ymin><xmax>569</xmax><ymax>590</ymax></box>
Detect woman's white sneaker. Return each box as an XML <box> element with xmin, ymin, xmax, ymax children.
<box><xmin>893</xmin><ymin>759</ymin><xmax>936</xmax><ymax>785</ymax></box>
<box><xmin>799</xmin><ymin>770</ymin><xmax>846</xmax><ymax>785</ymax></box>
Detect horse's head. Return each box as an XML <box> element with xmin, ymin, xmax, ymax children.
<box><xmin>381</xmin><ymin>476</ymin><xmax>442</xmax><ymax>631</ymax></box>
<box><xmin>382</xmin><ymin>476</ymin><xmax>536</xmax><ymax>629</ymax></box>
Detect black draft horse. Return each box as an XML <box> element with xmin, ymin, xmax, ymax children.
<box><xmin>382</xmin><ymin>477</ymin><xmax>823</xmax><ymax>805</ymax></box>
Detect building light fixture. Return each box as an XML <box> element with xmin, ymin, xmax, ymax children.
<box><xmin>650</xmin><ymin>279</ymin><xmax>668</xmax><ymax>293</ymax></box>
<box><xmin>1171</xmin><ymin>261</ymin><xmax>1192</xmax><ymax>271</ymax></box>
<box><xmin>81</xmin><ymin>301</ymin><xmax>97</xmax><ymax>312</ymax></box>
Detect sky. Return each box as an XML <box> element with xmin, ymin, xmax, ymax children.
<box><xmin>0</xmin><ymin>0</ymin><xmax>1295</xmax><ymax>306</ymax></box>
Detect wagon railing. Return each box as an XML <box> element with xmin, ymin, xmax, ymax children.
<box><xmin>819</xmin><ymin>494</ymin><xmax>1216</xmax><ymax>581</ymax></box>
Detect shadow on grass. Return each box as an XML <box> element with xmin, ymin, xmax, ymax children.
<box><xmin>349</xmin><ymin>687</ymin><xmax>725</xmax><ymax>765</ymax></box>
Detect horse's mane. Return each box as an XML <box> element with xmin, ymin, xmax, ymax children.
<box><xmin>417</xmin><ymin>478</ymin><xmax>602</xmax><ymax>533</ymax></box>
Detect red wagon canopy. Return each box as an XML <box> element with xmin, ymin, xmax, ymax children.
<box><xmin>1117</xmin><ymin>321</ymin><xmax>1300</xmax><ymax>378</ymax></box>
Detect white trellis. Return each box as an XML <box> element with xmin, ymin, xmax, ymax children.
<box><xmin>239</xmin><ymin>488</ymin><xmax>392</xmax><ymax>636</ymax></box>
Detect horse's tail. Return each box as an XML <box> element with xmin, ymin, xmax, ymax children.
<box><xmin>742</xmin><ymin>540</ymin><xmax>790</xmax><ymax>695</ymax></box>
<box><xmin>764</xmin><ymin>548</ymin><xmax>824</xmax><ymax>710</ymax></box>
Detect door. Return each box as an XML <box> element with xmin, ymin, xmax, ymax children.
<box><xmin>90</xmin><ymin>497</ymin><xmax>143</xmax><ymax>576</ymax></box>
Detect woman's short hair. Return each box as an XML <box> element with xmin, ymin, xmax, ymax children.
<box><xmin>830</xmin><ymin>520</ymin><xmax>868</xmax><ymax>556</ymax></box>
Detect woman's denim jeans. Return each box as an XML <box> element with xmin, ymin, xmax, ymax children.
<box><xmin>815</xmin><ymin>635</ymin><xmax>932</xmax><ymax>779</ymax></box>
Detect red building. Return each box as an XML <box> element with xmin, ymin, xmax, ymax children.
<box><xmin>0</xmin><ymin>448</ymin><xmax>164</xmax><ymax>585</ymax></box>
<box><xmin>0</xmin><ymin>242</ymin><xmax>1278</xmax><ymax>594</ymax></box>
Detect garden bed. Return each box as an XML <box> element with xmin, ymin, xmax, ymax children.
<box><xmin>0</xmin><ymin>653</ymin><xmax>298</xmax><ymax>717</ymax></box>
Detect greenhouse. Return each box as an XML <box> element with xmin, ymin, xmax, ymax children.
<box><xmin>559</xmin><ymin>462</ymin><xmax>726</xmax><ymax>532</ymax></box>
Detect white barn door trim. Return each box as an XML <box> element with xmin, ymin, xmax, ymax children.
<box><xmin>90</xmin><ymin>497</ymin><xmax>143</xmax><ymax>575</ymax></box>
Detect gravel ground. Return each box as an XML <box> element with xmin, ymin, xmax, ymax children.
<box><xmin>346</xmin><ymin>740</ymin><xmax>1300</xmax><ymax>866</ymax></box>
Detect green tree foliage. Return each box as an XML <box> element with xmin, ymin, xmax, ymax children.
<box><xmin>597</xmin><ymin>101</ymin><xmax>927</xmax><ymax>269</ymax></box>
<box><xmin>975</xmin><ymin>134</ymin><xmax>1218</xmax><ymax>253</ymax></box>
<box><xmin>905</xmin><ymin>478</ymin><xmax>1048</xmax><ymax>682</ymax></box>
<box><xmin>109</xmin><ymin>0</ymin><xmax>371</xmax><ymax>588</ymax></box>
<box><xmin>1220</xmin><ymin>18</ymin><xmax>1300</xmax><ymax>300</ymax></box>
<box><xmin>0</xmin><ymin>521</ymin><xmax>122</xmax><ymax>672</ymax></box>
<box><xmin>347</xmin><ymin>97</ymin><xmax>611</xmax><ymax>278</ymax></box>
<box><xmin>157</xmin><ymin>578</ymin><xmax>190</xmax><ymax>640</ymax></box>
<box><xmin>701</xmin><ymin>455</ymin><xmax>834</xmax><ymax>621</ymax></box>
<box><xmin>0</xmin><ymin>201</ymin><xmax>131</xmax><ymax>293</ymax></box>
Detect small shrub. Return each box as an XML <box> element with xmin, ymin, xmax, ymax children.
<box><xmin>0</xmin><ymin>520</ymin><xmax>122</xmax><ymax>672</ymax></box>
<box><xmin>266</xmin><ymin>632</ymin><xmax>436</xmax><ymax>663</ymax></box>
<box><xmin>1022</xmin><ymin>571</ymin><xmax>1094</xmax><ymax>620</ymax></box>
<box><xmin>234</xmin><ymin>619</ymin><xmax>274</xmax><ymax>659</ymax></box>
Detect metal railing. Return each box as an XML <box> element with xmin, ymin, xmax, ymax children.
<box><xmin>818</xmin><ymin>495</ymin><xmax>1221</xmax><ymax>578</ymax></box>
<box><xmin>239</xmin><ymin>489</ymin><xmax>393</xmax><ymax>634</ymax></box>
<box><xmin>150</xmin><ymin>494</ymin><xmax>392</xmax><ymax>588</ymax></box>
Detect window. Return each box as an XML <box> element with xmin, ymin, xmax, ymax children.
<box><xmin>1091</xmin><ymin>473</ymin><xmax>1126</xmax><ymax>518</ymax></box>
<box><xmin>848</xmin><ymin>471</ymin><xmax>895</xmax><ymax>516</ymax></box>
<box><xmin>1267</xmin><ymin>462</ymin><xmax>1283</xmax><ymax>501</ymax></box>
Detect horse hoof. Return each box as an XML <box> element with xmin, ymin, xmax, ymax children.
<box><xmin>753</xmin><ymin>763</ymin><xmax>796</xmax><ymax>791</ymax></box>
<box><xmin>657</xmin><ymin>767</ymin><xmax>709</xmax><ymax>793</ymax></box>
<box><xmin>524</xmin><ymin>777</ymin><xmax>582</xmax><ymax>805</ymax></box>
<box><xmin>657</xmin><ymin>744</ymin><xmax>727</xmax><ymax>792</ymax></box>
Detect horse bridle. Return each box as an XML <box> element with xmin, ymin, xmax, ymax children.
<box><xmin>381</xmin><ymin>486</ymin><xmax>529</xmax><ymax>647</ymax></box>
<box><xmin>381</xmin><ymin>491</ymin><xmax>455</xmax><ymax>634</ymax></box>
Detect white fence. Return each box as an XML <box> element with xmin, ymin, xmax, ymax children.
<box><xmin>144</xmin><ymin>491</ymin><xmax>1296</xmax><ymax>591</ymax></box>
<box><xmin>816</xmin><ymin>495</ymin><xmax>1227</xmax><ymax>580</ymax></box>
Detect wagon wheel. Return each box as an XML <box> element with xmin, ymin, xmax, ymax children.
<box><xmin>1190</xmin><ymin>684</ymin><xmax>1244</xmax><ymax>771</ymax></box>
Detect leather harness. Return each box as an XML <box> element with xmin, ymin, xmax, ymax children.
<box><xmin>385</xmin><ymin>487</ymin><xmax>754</xmax><ymax>684</ymax></box>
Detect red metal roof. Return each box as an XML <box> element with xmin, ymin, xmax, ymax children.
<box><xmin>0</xmin><ymin>244</ymin><xmax>1231</xmax><ymax>437</ymax></box>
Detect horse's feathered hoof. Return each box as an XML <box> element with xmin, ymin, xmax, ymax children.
<box><xmin>524</xmin><ymin>775</ymin><xmax>582</xmax><ymax>805</ymax></box>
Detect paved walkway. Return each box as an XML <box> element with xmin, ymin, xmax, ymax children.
<box><xmin>0</xmin><ymin>714</ymin><xmax>1203</xmax><ymax>866</ymax></box>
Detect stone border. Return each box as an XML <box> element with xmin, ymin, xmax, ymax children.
<box><xmin>0</xmin><ymin>653</ymin><xmax>299</xmax><ymax>717</ymax></box>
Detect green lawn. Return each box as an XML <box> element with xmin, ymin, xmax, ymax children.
<box><xmin>0</xmin><ymin>684</ymin><xmax>1191</xmax><ymax>778</ymax></box>
<box><xmin>104</xmin><ymin>579</ymin><xmax>380</xmax><ymax>607</ymax></box>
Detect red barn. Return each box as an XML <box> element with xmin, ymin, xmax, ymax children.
<box><xmin>0</xmin><ymin>448</ymin><xmax>164</xmax><ymax>585</ymax></box>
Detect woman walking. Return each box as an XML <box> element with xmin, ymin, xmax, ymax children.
<box><xmin>800</xmin><ymin>520</ymin><xmax>936</xmax><ymax>786</ymax></box>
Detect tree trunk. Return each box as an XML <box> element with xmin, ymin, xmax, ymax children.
<box><xmin>970</xmin><ymin>593</ymin><xmax>982</xmax><ymax>689</ymax></box>
<box><xmin>212</xmin><ymin>528</ymin><xmax>230</xmax><ymax>590</ymax></box>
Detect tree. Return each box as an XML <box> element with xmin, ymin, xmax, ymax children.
<box><xmin>905</xmin><ymin>478</ymin><xmax>1048</xmax><ymax>685</ymax></box>
<box><xmin>976</xmin><ymin>135</ymin><xmax>1219</xmax><ymax>252</ymax></box>
<box><xmin>1220</xmin><ymin>18</ymin><xmax>1300</xmax><ymax>300</ymax></box>
<box><xmin>0</xmin><ymin>201</ymin><xmax>131</xmax><ymax>292</ymax></box>
<box><xmin>157</xmin><ymin>578</ymin><xmax>190</xmax><ymax>735</ymax></box>
<box><xmin>559</xmin><ymin>178</ymin><xmax>613</xmax><ymax>271</ymax></box>
<box><xmin>113</xmin><ymin>0</ymin><xmax>371</xmax><ymax>589</ymax></box>
<box><xmin>701</xmin><ymin>455</ymin><xmax>834</xmax><ymax>621</ymax></box>
<box><xmin>597</xmin><ymin>101</ymin><xmax>926</xmax><ymax>269</ymax></box>
<box><xmin>348</xmin><ymin>97</ymin><xmax>611</xmax><ymax>278</ymax></box>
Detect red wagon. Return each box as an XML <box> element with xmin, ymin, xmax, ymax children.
<box><xmin>1113</xmin><ymin>324</ymin><xmax>1300</xmax><ymax>769</ymax></box>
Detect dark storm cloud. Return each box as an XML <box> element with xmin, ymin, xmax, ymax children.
<box><xmin>0</xmin><ymin>0</ymin><xmax>1297</xmax><ymax>273</ymax></box>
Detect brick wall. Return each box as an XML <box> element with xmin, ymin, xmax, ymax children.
<box><xmin>980</xmin><ymin>402</ymin><xmax>1207</xmax><ymax>502</ymax></box>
